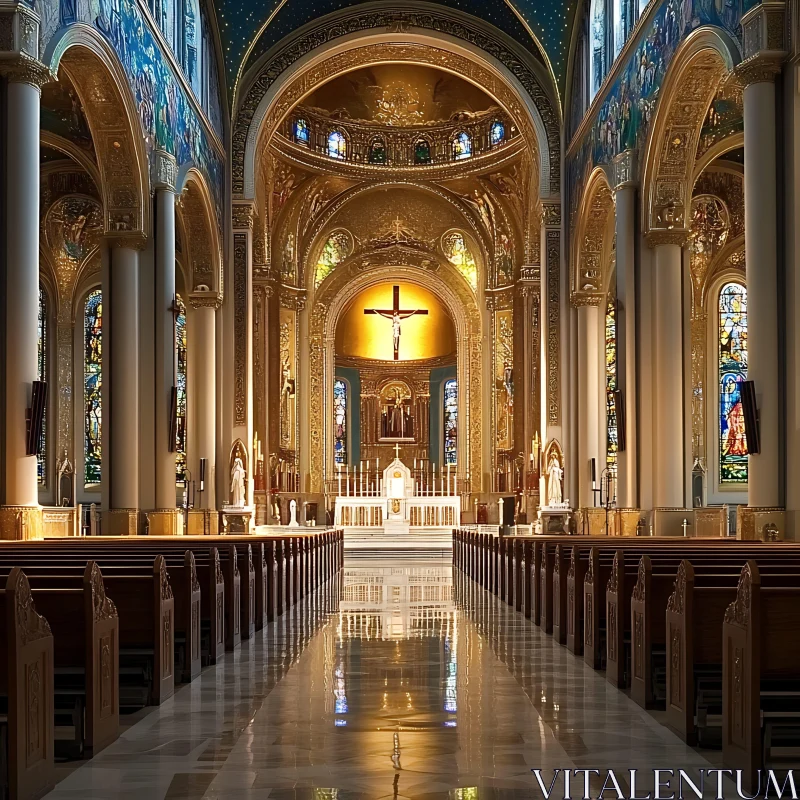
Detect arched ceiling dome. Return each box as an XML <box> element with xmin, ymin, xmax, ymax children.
<box><xmin>218</xmin><ymin>0</ymin><xmax>576</xmax><ymax>105</ymax></box>
<box><xmin>302</xmin><ymin>64</ymin><xmax>499</xmax><ymax>127</ymax></box>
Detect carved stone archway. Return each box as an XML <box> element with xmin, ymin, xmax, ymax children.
<box><xmin>48</xmin><ymin>26</ymin><xmax>150</xmax><ymax>239</ymax></box>
<box><xmin>308</xmin><ymin>263</ymin><xmax>482</xmax><ymax>493</ymax></box>
<box><xmin>640</xmin><ymin>28</ymin><xmax>738</xmax><ymax>240</ymax></box>
<box><xmin>570</xmin><ymin>166</ymin><xmax>615</xmax><ymax>305</ymax></box>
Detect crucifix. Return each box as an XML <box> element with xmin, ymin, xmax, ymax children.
<box><xmin>364</xmin><ymin>285</ymin><xmax>428</xmax><ymax>360</ymax></box>
<box><xmin>394</xmin><ymin>442</ymin><xmax>401</xmax><ymax>460</ymax></box>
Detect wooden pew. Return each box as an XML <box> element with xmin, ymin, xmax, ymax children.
<box><xmin>551</xmin><ymin>544</ymin><xmax>571</xmax><ymax>645</ymax></box>
<box><xmin>722</xmin><ymin>561</ymin><xmax>800</xmax><ymax>792</ymax></box>
<box><xmin>0</xmin><ymin>568</ymin><xmax>55</xmax><ymax>800</ymax></box>
<box><xmin>29</xmin><ymin>562</ymin><xmax>119</xmax><ymax>757</ymax></box>
<box><xmin>566</xmin><ymin>545</ymin><xmax>588</xmax><ymax>655</ymax></box>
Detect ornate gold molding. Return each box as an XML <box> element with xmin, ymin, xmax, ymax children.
<box><xmin>735</xmin><ymin>57</ymin><xmax>783</xmax><ymax>86</ymax></box>
<box><xmin>0</xmin><ymin>56</ymin><xmax>51</xmax><ymax>85</ymax></box>
<box><xmin>541</xmin><ymin>201</ymin><xmax>561</xmax><ymax>228</ymax></box>
<box><xmin>612</xmin><ymin>150</ymin><xmax>638</xmax><ymax>190</ymax></box>
<box><xmin>187</xmin><ymin>290</ymin><xmax>222</xmax><ymax>310</ymax></box>
<box><xmin>232</xmin><ymin>202</ymin><xmax>254</xmax><ymax>230</ymax></box>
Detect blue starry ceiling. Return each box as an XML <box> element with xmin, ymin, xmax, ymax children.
<box><xmin>215</xmin><ymin>0</ymin><xmax>576</xmax><ymax>101</ymax></box>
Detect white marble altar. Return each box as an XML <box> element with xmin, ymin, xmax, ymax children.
<box><xmin>335</xmin><ymin>456</ymin><xmax>460</xmax><ymax>550</ymax></box>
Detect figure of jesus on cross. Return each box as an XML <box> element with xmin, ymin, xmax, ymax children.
<box><xmin>364</xmin><ymin>285</ymin><xmax>428</xmax><ymax>360</ymax></box>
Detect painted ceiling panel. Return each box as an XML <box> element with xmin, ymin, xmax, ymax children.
<box><xmin>217</xmin><ymin>0</ymin><xmax>575</xmax><ymax>100</ymax></box>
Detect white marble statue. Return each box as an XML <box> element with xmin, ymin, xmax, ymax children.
<box><xmin>546</xmin><ymin>453</ymin><xmax>563</xmax><ymax>507</ymax></box>
<box><xmin>230</xmin><ymin>456</ymin><xmax>246</xmax><ymax>508</ymax></box>
<box><xmin>289</xmin><ymin>498</ymin><xmax>299</xmax><ymax>527</ymax></box>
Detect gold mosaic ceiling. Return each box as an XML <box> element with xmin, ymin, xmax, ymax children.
<box><xmin>303</xmin><ymin>65</ymin><xmax>499</xmax><ymax>127</ymax></box>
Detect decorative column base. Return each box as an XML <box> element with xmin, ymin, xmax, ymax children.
<box><xmin>616</xmin><ymin>508</ymin><xmax>642</xmax><ymax>537</ymax></box>
<box><xmin>651</xmin><ymin>508</ymin><xmax>694</xmax><ymax>537</ymax></box>
<box><xmin>581</xmin><ymin>507</ymin><xmax>613</xmax><ymax>536</ymax></box>
<box><xmin>0</xmin><ymin>505</ymin><xmax>43</xmax><ymax>540</ymax></box>
<box><xmin>104</xmin><ymin>509</ymin><xmax>140</xmax><ymax>536</ymax></box>
<box><xmin>186</xmin><ymin>510</ymin><xmax>219</xmax><ymax>536</ymax></box>
<box><xmin>146</xmin><ymin>509</ymin><xmax>183</xmax><ymax>536</ymax></box>
<box><xmin>694</xmin><ymin>506</ymin><xmax>729</xmax><ymax>538</ymax></box>
<box><xmin>736</xmin><ymin>506</ymin><xmax>785</xmax><ymax>541</ymax></box>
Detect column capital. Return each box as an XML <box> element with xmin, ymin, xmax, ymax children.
<box><xmin>0</xmin><ymin>55</ymin><xmax>51</xmax><ymax>86</ymax></box>
<box><xmin>736</xmin><ymin>56</ymin><xmax>782</xmax><ymax>86</ymax></box>
<box><xmin>107</xmin><ymin>233</ymin><xmax>148</xmax><ymax>251</ymax></box>
<box><xmin>232</xmin><ymin>201</ymin><xmax>255</xmax><ymax>230</ymax></box>
<box><xmin>612</xmin><ymin>149</ymin><xmax>638</xmax><ymax>190</ymax></box>
<box><xmin>187</xmin><ymin>289</ymin><xmax>223</xmax><ymax>310</ymax></box>
<box><xmin>570</xmin><ymin>292</ymin><xmax>603</xmax><ymax>308</ymax></box>
<box><xmin>645</xmin><ymin>229</ymin><xmax>689</xmax><ymax>249</ymax></box>
<box><xmin>0</xmin><ymin>3</ymin><xmax>51</xmax><ymax>86</ymax></box>
<box><xmin>738</xmin><ymin>1</ymin><xmax>786</xmax><ymax>72</ymax></box>
<box><xmin>151</xmin><ymin>149</ymin><xmax>177</xmax><ymax>192</ymax></box>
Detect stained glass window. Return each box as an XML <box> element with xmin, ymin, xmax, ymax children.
<box><xmin>442</xmin><ymin>231</ymin><xmax>478</xmax><ymax>290</ymax></box>
<box><xmin>452</xmin><ymin>132</ymin><xmax>472</xmax><ymax>160</ymax></box>
<box><xmin>368</xmin><ymin>138</ymin><xmax>386</xmax><ymax>164</ymax></box>
<box><xmin>294</xmin><ymin>118</ymin><xmax>309</xmax><ymax>145</ymax></box>
<box><xmin>314</xmin><ymin>230</ymin><xmax>352</xmax><ymax>287</ymax></box>
<box><xmin>37</xmin><ymin>287</ymin><xmax>47</xmax><ymax>486</ymax></box>
<box><xmin>613</xmin><ymin>0</ymin><xmax>634</xmax><ymax>57</ymax></box>
<box><xmin>605</xmin><ymin>298</ymin><xmax>618</xmax><ymax>473</ymax></box>
<box><xmin>590</xmin><ymin>0</ymin><xmax>607</xmax><ymax>96</ymax></box>
<box><xmin>334</xmin><ymin>379</ymin><xmax>347</xmax><ymax>465</ymax></box>
<box><xmin>414</xmin><ymin>138</ymin><xmax>431</xmax><ymax>164</ymax></box>
<box><xmin>490</xmin><ymin>120</ymin><xmax>505</xmax><ymax>147</ymax></box>
<box><xmin>719</xmin><ymin>282</ymin><xmax>748</xmax><ymax>483</ymax></box>
<box><xmin>176</xmin><ymin>295</ymin><xmax>187</xmax><ymax>483</ymax></box>
<box><xmin>444</xmin><ymin>379</ymin><xmax>458</xmax><ymax>465</ymax></box>
<box><xmin>328</xmin><ymin>130</ymin><xmax>347</xmax><ymax>160</ymax></box>
<box><xmin>84</xmin><ymin>289</ymin><xmax>102</xmax><ymax>486</ymax></box>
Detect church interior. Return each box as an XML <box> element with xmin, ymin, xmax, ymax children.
<box><xmin>2</xmin><ymin>0</ymin><xmax>800</xmax><ymax>796</ymax></box>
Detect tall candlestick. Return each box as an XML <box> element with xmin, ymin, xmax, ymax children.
<box><xmin>337</xmin><ymin>464</ymin><xmax>342</xmax><ymax>496</ymax></box>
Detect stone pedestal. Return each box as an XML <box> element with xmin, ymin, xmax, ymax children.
<box><xmin>187</xmin><ymin>509</ymin><xmax>219</xmax><ymax>536</ymax></box>
<box><xmin>0</xmin><ymin>506</ymin><xmax>43</xmax><ymax>540</ymax></box>
<box><xmin>651</xmin><ymin>508</ymin><xmax>694</xmax><ymax>537</ymax></box>
<box><xmin>104</xmin><ymin>509</ymin><xmax>140</xmax><ymax>536</ymax></box>
<box><xmin>221</xmin><ymin>507</ymin><xmax>253</xmax><ymax>533</ymax></box>
<box><xmin>146</xmin><ymin>509</ymin><xmax>183</xmax><ymax>536</ymax></box>
<box><xmin>537</xmin><ymin>508</ymin><xmax>571</xmax><ymax>534</ymax></box>
<box><xmin>616</xmin><ymin>508</ymin><xmax>642</xmax><ymax>537</ymax></box>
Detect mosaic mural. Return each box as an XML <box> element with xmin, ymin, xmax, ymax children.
<box><xmin>37</xmin><ymin>0</ymin><xmax>225</xmax><ymax>217</ymax></box>
<box><xmin>568</xmin><ymin>0</ymin><xmax>744</xmax><ymax>219</ymax></box>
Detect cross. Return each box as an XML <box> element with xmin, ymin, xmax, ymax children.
<box><xmin>394</xmin><ymin>443</ymin><xmax>401</xmax><ymax>460</ymax></box>
<box><xmin>364</xmin><ymin>285</ymin><xmax>428</xmax><ymax>360</ymax></box>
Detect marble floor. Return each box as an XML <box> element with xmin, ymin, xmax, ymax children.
<box><xmin>43</xmin><ymin>557</ymin><xmax>716</xmax><ymax>800</ymax></box>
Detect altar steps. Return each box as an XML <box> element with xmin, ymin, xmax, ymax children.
<box><xmin>342</xmin><ymin>526</ymin><xmax>454</xmax><ymax>551</ymax></box>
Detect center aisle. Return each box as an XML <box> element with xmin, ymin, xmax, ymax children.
<box><xmin>43</xmin><ymin>556</ymin><xmax>711</xmax><ymax>799</ymax></box>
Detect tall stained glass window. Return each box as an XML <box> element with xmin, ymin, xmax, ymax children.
<box><xmin>37</xmin><ymin>287</ymin><xmax>47</xmax><ymax>486</ymax></box>
<box><xmin>590</xmin><ymin>0</ymin><xmax>607</xmax><ymax>97</ymax></box>
<box><xmin>328</xmin><ymin>130</ymin><xmax>347</xmax><ymax>159</ymax></box>
<box><xmin>452</xmin><ymin>131</ymin><xmax>472</xmax><ymax>160</ymax></box>
<box><xmin>442</xmin><ymin>231</ymin><xmax>478</xmax><ymax>290</ymax></box>
<box><xmin>613</xmin><ymin>0</ymin><xmax>634</xmax><ymax>57</ymax></box>
<box><xmin>490</xmin><ymin>120</ymin><xmax>505</xmax><ymax>147</ymax></box>
<box><xmin>605</xmin><ymin>298</ymin><xmax>618</xmax><ymax>472</ymax></box>
<box><xmin>444</xmin><ymin>379</ymin><xmax>458</xmax><ymax>465</ymax></box>
<box><xmin>315</xmin><ymin>230</ymin><xmax>352</xmax><ymax>287</ymax></box>
<box><xmin>719</xmin><ymin>282</ymin><xmax>748</xmax><ymax>483</ymax></box>
<box><xmin>84</xmin><ymin>289</ymin><xmax>102</xmax><ymax>486</ymax></box>
<box><xmin>334</xmin><ymin>379</ymin><xmax>347</xmax><ymax>465</ymax></box>
<box><xmin>294</xmin><ymin>118</ymin><xmax>309</xmax><ymax>145</ymax></box>
<box><xmin>176</xmin><ymin>295</ymin><xmax>187</xmax><ymax>483</ymax></box>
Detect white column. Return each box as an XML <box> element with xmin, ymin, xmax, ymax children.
<box><xmin>189</xmin><ymin>300</ymin><xmax>217</xmax><ymax>509</ymax></box>
<box><xmin>3</xmin><ymin>76</ymin><xmax>42</xmax><ymax>512</ymax></box>
<box><xmin>107</xmin><ymin>243</ymin><xmax>141</xmax><ymax>528</ymax></box>
<box><xmin>743</xmin><ymin>76</ymin><xmax>780</xmax><ymax>508</ymax></box>
<box><xmin>615</xmin><ymin>181</ymin><xmax>638</xmax><ymax>508</ymax></box>
<box><xmin>650</xmin><ymin>237</ymin><xmax>685</xmax><ymax>508</ymax></box>
<box><xmin>577</xmin><ymin>301</ymin><xmax>601</xmax><ymax>508</ymax></box>
<box><xmin>152</xmin><ymin>153</ymin><xmax>177</xmax><ymax>515</ymax></box>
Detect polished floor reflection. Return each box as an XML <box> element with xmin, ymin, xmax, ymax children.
<box><xmin>44</xmin><ymin>557</ymin><xmax>713</xmax><ymax>799</ymax></box>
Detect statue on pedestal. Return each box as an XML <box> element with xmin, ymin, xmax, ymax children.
<box><xmin>546</xmin><ymin>452</ymin><xmax>563</xmax><ymax>507</ymax></box>
<box><xmin>230</xmin><ymin>456</ymin><xmax>246</xmax><ymax>508</ymax></box>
